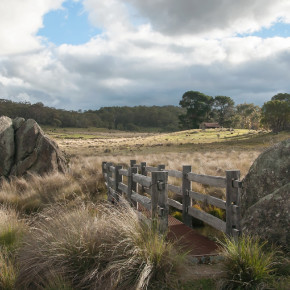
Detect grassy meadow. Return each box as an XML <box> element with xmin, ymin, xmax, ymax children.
<box><xmin>0</xmin><ymin>126</ymin><xmax>289</xmax><ymax>289</ymax></box>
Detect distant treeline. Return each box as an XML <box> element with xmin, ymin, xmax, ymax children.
<box><xmin>0</xmin><ymin>99</ymin><xmax>183</xmax><ymax>131</ymax></box>
<box><xmin>1</xmin><ymin>92</ymin><xmax>289</xmax><ymax>132</ymax></box>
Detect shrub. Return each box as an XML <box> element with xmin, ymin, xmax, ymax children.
<box><xmin>206</xmin><ymin>205</ymin><xmax>225</xmax><ymax>221</ymax></box>
<box><xmin>17</xmin><ymin>201</ymin><xmax>185</xmax><ymax>289</ymax></box>
<box><xmin>218</xmin><ymin>234</ymin><xmax>279</xmax><ymax>289</ymax></box>
<box><xmin>171</xmin><ymin>211</ymin><xmax>183</xmax><ymax>222</ymax></box>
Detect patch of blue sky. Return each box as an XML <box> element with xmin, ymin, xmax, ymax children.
<box><xmin>38</xmin><ymin>0</ymin><xmax>102</xmax><ymax>45</ymax></box>
<box><xmin>239</xmin><ymin>22</ymin><xmax>290</xmax><ymax>38</ymax></box>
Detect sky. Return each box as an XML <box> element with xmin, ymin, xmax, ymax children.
<box><xmin>0</xmin><ymin>0</ymin><xmax>290</xmax><ymax>110</ymax></box>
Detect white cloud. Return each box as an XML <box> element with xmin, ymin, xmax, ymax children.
<box><xmin>124</xmin><ymin>0</ymin><xmax>290</xmax><ymax>36</ymax></box>
<box><xmin>0</xmin><ymin>0</ymin><xmax>64</xmax><ymax>56</ymax></box>
<box><xmin>0</xmin><ymin>0</ymin><xmax>290</xmax><ymax>110</ymax></box>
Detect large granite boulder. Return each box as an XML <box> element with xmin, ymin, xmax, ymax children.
<box><xmin>242</xmin><ymin>183</ymin><xmax>290</xmax><ymax>249</ymax></box>
<box><xmin>241</xmin><ymin>138</ymin><xmax>290</xmax><ymax>215</ymax></box>
<box><xmin>241</xmin><ymin>138</ymin><xmax>290</xmax><ymax>247</ymax></box>
<box><xmin>0</xmin><ymin>116</ymin><xmax>67</xmax><ymax>177</ymax></box>
<box><xmin>0</xmin><ymin>116</ymin><xmax>15</xmax><ymax>176</ymax></box>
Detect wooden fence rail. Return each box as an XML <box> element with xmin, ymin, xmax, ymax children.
<box><xmin>102</xmin><ymin>160</ymin><xmax>242</xmax><ymax>237</ymax></box>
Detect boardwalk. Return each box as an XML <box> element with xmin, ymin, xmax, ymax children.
<box><xmin>168</xmin><ymin>215</ymin><xmax>219</xmax><ymax>256</ymax></box>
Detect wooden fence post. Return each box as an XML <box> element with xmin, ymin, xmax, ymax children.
<box><xmin>226</xmin><ymin>170</ymin><xmax>241</xmax><ymax>238</ymax></box>
<box><xmin>114</xmin><ymin>165</ymin><xmax>122</xmax><ymax>200</ymax></box>
<box><xmin>182</xmin><ymin>165</ymin><xmax>192</xmax><ymax>227</ymax></box>
<box><xmin>151</xmin><ymin>171</ymin><xmax>169</xmax><ymax>234</ymax></box>
<box><xmin>157</xmin><ymin>164</ymin><xmax>165</xmax><ymax>171</ymax></box>
<box><xmin>106</xmin><ymin>162</ymin><xmax>113</xmax><ymax>201</ymax></box>
<box><xmin>102</xmin><ymin>161</ymin><xmax>107</xmax><ymax>178</ymax></box>
<box><xmin>130</xmin><ymin>160</ymin><xmax>137</xmax><ymax>170</ymax></box>
<box><xmin>128</xmin><ymin>166</ymin><xmax>138</xmax><ymax>206</ymax></box>
<box><xmin>140</xmin><ymin>162</ymin><xmax>147</xmax><ymax>193</ymax></box>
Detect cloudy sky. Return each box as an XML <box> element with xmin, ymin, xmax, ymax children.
<box><xmin>0</xmin><ymin>0</ymin><xmax>290</xmax><ymax>110</ymax></box>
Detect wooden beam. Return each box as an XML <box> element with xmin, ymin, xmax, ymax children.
<box><xmin>168</xmin><ymin>198</ymin><xmax>183</xmax><ymax>211</ymax></box>
<box><xmin>168</xmin><ymin>184</ymin><xmax>182</xmax><ymax>196</ymax></box>
<box><xmin>187</xmin><ymin>172</ymin><xmax>226</xmax><ymax>188</ymax></box>
<box><xmin>118</xmin><ymin>182</ymin><xmax>128</xmax><ymax>195</ymax></box>
<box><xmin>119</xmin><ymin>169</ymin><xmax>129</xmax><ymax>177</ymax></box>
<box><xmin>189</xmin><ymin>190</ymin><xmax>226</xmax><ymax>210</ymax></box>
<box><xmin>182</xmin><ymin>165</ymin><xmax>192</xmax><ymax>227</ymax></box>
<box><xmin>133</xmin><ymin>174</ymin><xmax>152</xmax><ymax>188</ymax></box>
<box><xmin>188</xmin><ymin>206</ymin><xmax>226</xmax><ymax>233</ymax></box>
<box><xmin>167</xmin><ymin>169</ymin><xmax>183</xmax><ymax>179</ymax></box>
<box><xmin>146</xmin><ymin>166</ymin><xmax>158</xmax><ymax>172</ymax></box>
<box><xmin>131</xmin><ymin>193</ymin><xmax>151</xmax><ymax>211</ymax></box>
<box><xmin>226</xmin><ymin>170</ymin><xmax>241</xmax><ymax>236</ymax></box>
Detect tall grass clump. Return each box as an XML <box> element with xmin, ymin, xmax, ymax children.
<box><xmin>16</xmin><ymin>201</ymin><xmax>185</xmax><ymax>289</ymax></box>
<box><xmin>218</xmin><ymin>234</ymin><xmax>279</xmax><ymax>289</ymax></box>
<box><xmin>0</xmin><ymin>205</ymin><xmax>27</xmax><ymax>251</ymax></box>
<box><xmin>0</xmin><ymin>249</ymin><xmax>17</xmax><ymax>290</ymax></box>
<box><xmin>0</xmin><ymin>159</ymin><xmax>106</xmax><ymax>214</ymax></box>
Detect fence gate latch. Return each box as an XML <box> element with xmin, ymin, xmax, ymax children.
<box><xmin>157</xmin><ymin>180</ymin><xmax>165</xmax><ymax>191</ymax></box>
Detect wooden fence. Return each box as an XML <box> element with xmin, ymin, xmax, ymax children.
<box><xmin>102</xmin><ymin>160</ymin><xmax>242</xmax><ymax>237</ymax></box>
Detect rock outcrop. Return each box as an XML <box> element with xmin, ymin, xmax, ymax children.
<box><xmin>242</xmin><ymin>183</ymin><xmax>289</xmax><ymax>249</ymax></box>
<box><xmin>0</xmin><ymin>116</ymin><xmax>68</xmax><ymax>177</ymax></box>
<box><xmin>241</xmin><ymin>138</ymin><xmax>290</xmax><ymax>247</ymax></box>
<box><xmin>241</xmin><ymin>138</ymin><xmax>290</xmax><ymax>214</ymax></box>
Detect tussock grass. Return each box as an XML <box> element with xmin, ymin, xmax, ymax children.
<box><xmin>16</xmin><ymin>201</ymin><xmax>185</xmax><ymax>289</ymax></box>
<box><xmin>0</xmin><ymin>249</ymin><xmax>17</xmax><ymax>290</ymax></box>
<box><xmin>0</xmin><ymin>205</ymin><xmax>27</xmax><ymax>251</ymax></box>
<box><xmin>0</xmin><ymin>160</ymin><xmax>106</xmax><ymax>214</ymax></box>
<box><xmin>218</xmin><ymin>234</ymin><xmax>280</xmax><ymax>289</ymax></box>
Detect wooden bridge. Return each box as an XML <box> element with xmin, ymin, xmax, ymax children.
<box><xmin>102</xmin><ymin>160</ymin><xmax>242</xmax><ymax>258</ymax></box>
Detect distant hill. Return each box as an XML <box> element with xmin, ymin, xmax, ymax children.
<box><xmin>0</xmin><ymin>99</ymin><xmax>184</xmax><ymax>132</ymax></box>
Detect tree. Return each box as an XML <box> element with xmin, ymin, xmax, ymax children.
<box><xmin>179</xmin><ymin>91</ymin><xmax>213</xmax><ymax>129</ymax></box>
<box><xmin>261</xmin><ymin>93</ymin><xmax>290</xmax><ymax>132</ymax></box>
<box><xmin>212</xmin><ymin>96</ymin><xmax>235</xmax><ymax>127</ymax></box>
<box><xmin>235</xmin><ymin>103</ymin><xmax>261</xmax><ymax>129</ymax></box>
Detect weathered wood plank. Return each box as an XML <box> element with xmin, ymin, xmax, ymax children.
<box><xmin>118</xmin><ymin>182</ymin><xmax>128</xmax><ymax>195</ymax></box>
<box><xmin>146</xmin><ymin>166</ymin><xmax>158</xmax><ymax>172</ymax></box>
<box><xmin>133</xmin><ymin>174</ymin><xmax>152</xmax><ymax>187</ymax></box>
<box><xmin>109</xmin><ymin>166</ymin><xmax>115</xmax><ymax>172</ymax></box>
<box><xmin>189</xmin><ymin>190</ymin><xmax>226</xmax><ymax>209</ymax></box>
<box><xmin>168</xmin><ymin>198</ymin><xmax>183</xmax><ymax>211</ymax></box>
<box><xmin>114</xmin><ymin>165</ymin><xmax>122</xmax><ymax>195</ymax></box>
<box><xmin>188</xmin><ymin>206</ymin><xmax>226</xmax><ymax>233</ymax></box>
<box><xmin>187</xmin><ymin>172</ymin><xmax>226</xmax><ymax>188</ymax></box>
<box><xmin>131</xmin><ymin>193</ymin><xmax>151</xmax><ymax>211</ymax></box>
<box><xmin>226</xmin><ymin>170</ymin><xmax>241</xmax><ymax>236</ymax></box>
<box><xmin>109</xmin><ymin>187</ymin><xmax>120</xmax><ymax>200</ymax></box>
<box><xmin>108</xmin><ymin>177</ymin><xmax>114</xmax><ymax>186</ymax></box>
<box><xmin>233</xmin><ymin>180</ymin><xmax>243</xmax><ymax>188</ymax></box>
<box><xmin>167</xmin><ymin>169</ymin><xmax>183</xmax><ymax>179</ymax></box>
<box><xmin>151</xmin><ymin>171</ymin><xmax>168</xmax><ymax>233</ymax></box>
<box><xmin>119</xmin><ymin>169</ymin><xmax>129</xmax><ymax>176</ymax></box>
<box><xmin>182</xmin><ymin>165</ymin><xmax>192</xmax><ymax>227</ymax></box>
<box><xmin>168</xmin><ymin>184</ymin><xmax>182</xmax><ymax>195</ymax></box>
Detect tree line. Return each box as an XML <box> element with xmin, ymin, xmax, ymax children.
<box><xmin>179</xmin><ymin>91</ymin><xmax>290</xmax><ymax>132</ymax></box>
<box><xmin>0</xmin><ymin>92</ymin><xmax>289</xmax><ymax>132</ymax></box>
<box><xmin>0</xmin><ymin>99</ymin><xmax>183</xmax><ymax>131</ymax></box>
